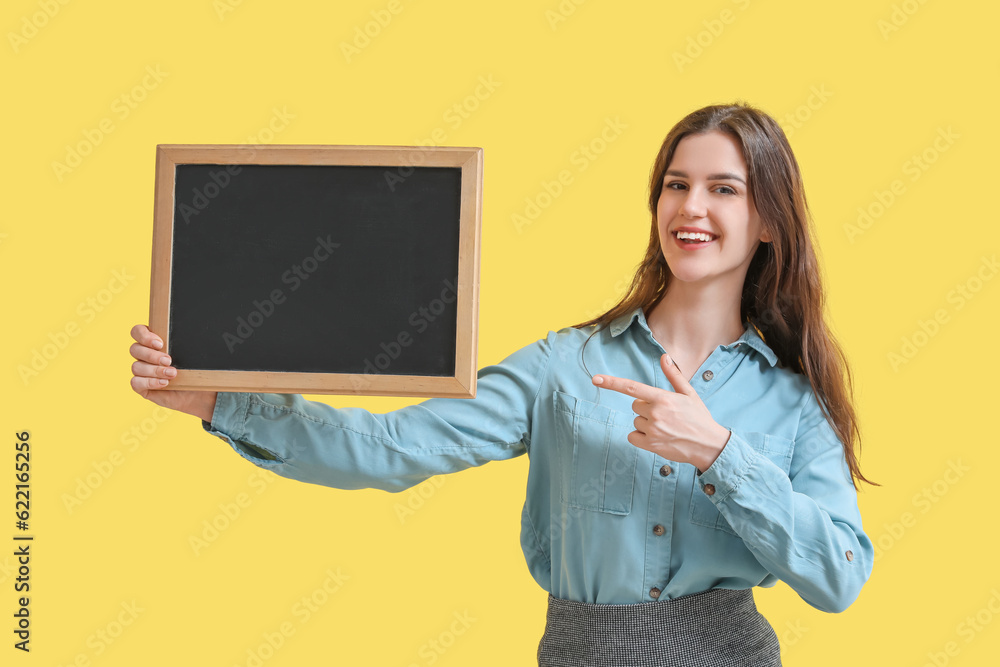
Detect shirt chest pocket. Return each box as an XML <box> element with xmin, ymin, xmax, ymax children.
<box><xmin>689</xmin><ymin>431</ymin><xmax>794</xmax><ymax>536</ymax></box>
<box><xmin>553</xmin><ymin>390</ymin><xmax>638</xmax><ymax>515</ymax></box>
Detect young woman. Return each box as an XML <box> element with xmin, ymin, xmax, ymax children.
<box><xmin>129</xmin><ymin>102</ymin><xmax>875</xmax><ymax>666</ymax></box>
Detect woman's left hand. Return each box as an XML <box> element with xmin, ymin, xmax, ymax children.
<box><xmin>592</xmin><ymin>353</ymin><xmax>731</xmax><ymax>474</ymax></box>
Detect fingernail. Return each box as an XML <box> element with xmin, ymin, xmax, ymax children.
<box><xmin>158</xmin><ymin>379</ymin><xmax>169</xmax><ymax>386</ymax></box>
<box><xmin>160</xmin><ymin>356</ymin><xmax>171</xmax><ymax>365</ymax></box>
<box><xmin>593</xmin><ymin>376</ymin><xmax>604</xmax><ymax>385</ymax></box>
<box><xmin>665</xmin><ymin>354</ymin><xmax>674</xmax><ymax>366</ymax></box>
<box><xmin>165</xmin><ymin>368</ymin><xmax>176</xmax><ymax>377</ymax></box>
<box><xmin>153</xmin><ymin>339</ymin><xmax>163</xmax><ymax>349</ymax></box>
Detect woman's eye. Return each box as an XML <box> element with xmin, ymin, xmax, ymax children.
<box><xmin>715</xmin><ymin>185</ymin><xmax>737</xmax><ymax>195</ymax></box>
<box><xmin>664</xmin><ymin>181</ymin><xmax>686</xmax><ymax>190</ymax></box>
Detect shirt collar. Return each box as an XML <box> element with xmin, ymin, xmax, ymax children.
<box><xmin>608</xmin><ymin>305</ymin><xmax>779</xmax><ymax>367</ymax></box>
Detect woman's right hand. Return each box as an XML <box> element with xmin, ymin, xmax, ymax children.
<box><xmin>129</xmin><ymin>324</ymin><xmax>218</xmax><ymax>423</ymax></box>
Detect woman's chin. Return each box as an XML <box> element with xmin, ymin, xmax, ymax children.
<box><xmin>664</xmin><ymin>266</ymin><xmax>712</xmax><ymax>284</ymax></box>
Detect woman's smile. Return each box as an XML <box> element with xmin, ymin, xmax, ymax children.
<box><xmin>672</xmin><ymin>227</ymin><xmax>719</xmax><ymax>250</ymax></box>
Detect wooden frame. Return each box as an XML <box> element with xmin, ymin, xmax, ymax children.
<box><xmin>149</xmin><ymin>144</ymin><xmax>482</xmax><ymax>398</ymax></box>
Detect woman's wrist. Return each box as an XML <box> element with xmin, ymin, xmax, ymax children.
<box><xmin>190</xmin><ymin>392</ymin><xmax>219</xmax><ymax>423</ymax></box>
<box><xmin>695</xmin><ymin>423</ymin><xmax>731</xmax><ymax>475</ymax></box>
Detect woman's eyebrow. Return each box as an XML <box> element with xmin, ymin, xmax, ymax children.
<box><xmin>664</xmin><ymin>169</ymin><xmax>746</xmax><ymax>184</ymax></box>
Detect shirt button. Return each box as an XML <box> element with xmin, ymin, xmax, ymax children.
<box><xmin>702</xmin><ymin>370</ymin><xmax>714</xmax><ymax>381</ymax></box>
<box><xmin>845</xmin><ymin>550</ymin><xmax>854</xmax><ymax>562</ymax></box>
<box><xmin>703</xmin><ymin>483</ymin><xmax>716</xmax><ymax>496</ymax></box>
<box><xmin>659</xmin><ymin>464</ymin><xmax>672</xmax><ymax>477</ymax></box>
<box><xmin>649</xmin><ymin>587</ymin><xmax>661</xmax><ymax>599</ymax></box>
<box><xmin>652</xmin><ymin>524</ymin><xmax>665</xmax><ymax>536</ymax></box>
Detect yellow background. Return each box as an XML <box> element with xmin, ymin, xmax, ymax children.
<box><xmin>4</xmin><ymin>0</ymin><xmax>998</xmax><ymax>664</ymax></box>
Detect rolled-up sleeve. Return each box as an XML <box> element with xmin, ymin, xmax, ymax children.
<box><xmin>201</xmin><ymin>331</ymin><xmax>555</xmax><ymax>493</ymax></box>
<box><xmin>695</xmin><ymin>390</ymin><xmax>874</xmax><ymax>613</ymax></box>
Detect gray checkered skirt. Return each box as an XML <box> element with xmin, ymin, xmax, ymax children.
<box><xmin>537</xmin><ymin>588</ymin><xmax>781</xmax><ymax>666</ymax></box>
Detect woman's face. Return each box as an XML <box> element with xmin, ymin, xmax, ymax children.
<box><xmin>656</xmin><ymin>130</ymin><xmax>770</xmax><ymax>289</ymax></box>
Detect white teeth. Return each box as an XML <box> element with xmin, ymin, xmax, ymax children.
<box><xmin>675</xmin><ymin>231</ymin><xmax>714</xmax><ymax>242</ymax></box>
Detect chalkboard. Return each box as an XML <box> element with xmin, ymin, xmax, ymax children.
<box><xmin>148</xmin><ymin>144</ymin><xmax>482</xmax><ymax>398</ymax></box>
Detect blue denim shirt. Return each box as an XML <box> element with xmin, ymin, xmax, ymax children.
<box><xmin>202</xmin><ymin>305</ymin><xmax>873</xmax><ymax>611</ymax></box>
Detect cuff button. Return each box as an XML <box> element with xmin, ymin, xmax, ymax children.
<box><xmin>845</xmin><ymin>550</ymin><xmax>854</xmax><ymax>562</ymax></box>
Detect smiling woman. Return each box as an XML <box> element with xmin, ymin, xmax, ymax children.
<box><xmin>128</xmin><ymin>101</ymin><xmax>875</xmax><ymax>667</ymax></box>
<box><xmin>575</xmin><ymin>102</ymin><xmax>871</xmax><ymax>490</ymax></box>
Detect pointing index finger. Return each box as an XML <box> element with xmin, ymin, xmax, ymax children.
<box><xmin>592</xmin><ymin>374</ymin><xmax>658</xmax><ymax>401</ymax></box>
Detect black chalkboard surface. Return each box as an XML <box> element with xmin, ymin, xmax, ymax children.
<box><xmin>148</xmin><ymin>145</ymin><xmax>482</xmax><ymax>398</ymax></box>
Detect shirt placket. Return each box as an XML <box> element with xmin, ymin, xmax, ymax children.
<box><xmin>635</xmin><ymin>327</ymin><xmax>747</xmax><ymax>600</ymax></box>
<box><xmin>642</xmin><ymin>455</ymin><xmax>680</xmax><ymax>600</ymax></box>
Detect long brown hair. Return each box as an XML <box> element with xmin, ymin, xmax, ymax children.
<box><xmin>572</xmin><ymin>102</ymin><xmax>876</xmax><ymax>489</ymax></box>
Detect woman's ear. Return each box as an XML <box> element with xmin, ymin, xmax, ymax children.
<box><xmin>759</xmin><ymin>226</ymin><xmax>772</xmax><ymax>243</ymax></box>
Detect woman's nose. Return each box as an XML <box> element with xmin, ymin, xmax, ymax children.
<box><xmin>680</xmin><ymin>188</ymin><xmax>707</xmax><ymax>218</ymax></box>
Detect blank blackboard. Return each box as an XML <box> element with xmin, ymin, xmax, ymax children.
<box><xmin>148</xmin><ymin>144</ymin><xmax>482</xmax><ymax>398</ymax></box>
